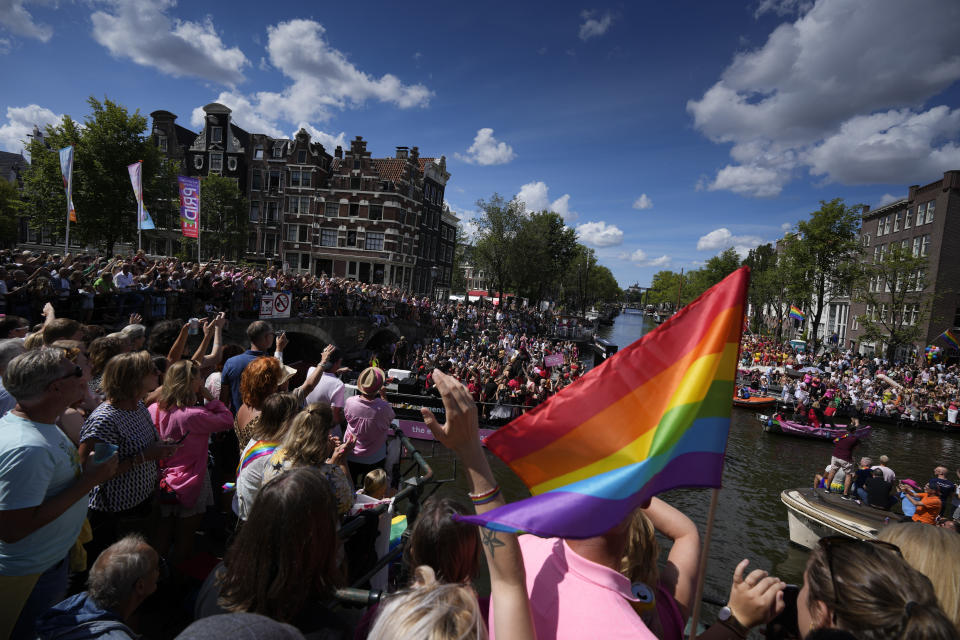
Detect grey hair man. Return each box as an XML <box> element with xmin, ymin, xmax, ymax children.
<box><xmin>0</xmin><ymin>338</ymin><xmax>26</xmax><ymax>418</ymax></box>
<box><xmin>0</xmin><ymin>348</ymin><xmax>118</xmax><ymax>640</ymax></box>
<box><xmin>36</xmin><ymin>535</ymin><xmax>159</xmax><ymax>640</ymax></box>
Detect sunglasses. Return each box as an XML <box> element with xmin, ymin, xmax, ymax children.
<box><xmin>54</xmin><ymin>365</ymin><xmax>84</xmax><ymax>383</ymax></box>
<box><xmin>818</xmin><ymin>536</ymin><xmax>902</xmax><ymax>607</ymax></box>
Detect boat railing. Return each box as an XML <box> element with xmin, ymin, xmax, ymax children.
<box><xmin>334</xmin><ymin>426</ymin><xmax>440</xmax><ymax>605</ymax></box>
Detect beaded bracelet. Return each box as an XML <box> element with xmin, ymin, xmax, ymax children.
<box><xmin>469</xmin><ymin>485</ymin><xmax>501</xmax><ymax>506</ymax></box>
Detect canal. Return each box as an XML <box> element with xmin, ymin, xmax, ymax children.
<box><xmin>421</xmin><ymin>310</ymin><xmax>959</xmax><ymax>602</ymax></box>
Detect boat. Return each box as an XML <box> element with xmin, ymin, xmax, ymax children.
<box><xmin>781</xmin><ymin>487</ymin><xmax>895</xmax><ymax>549</ymax></box>
<box><xmin>758</xmin><ymin>414</ymin><xmax>872</xmax><ymax>440</ymax></box>
<box><xmin>732</xmin><ymin>394</ymin><xmax>777</xmax><ymax>408</ymax></box>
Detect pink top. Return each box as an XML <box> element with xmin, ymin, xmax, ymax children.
<box><xmin>344</xmin><ymin>395</ymin><xmax>395</xmax><ymax>462</ymax></box>
<box><xmin>148</xmin><ymin>400</ymin><xmax>233</xmax><ymax>508</ymax></box>
<box><xmin>490</xmin><ymin>535</ymin><xmax>656</xmax><ymax>640</ymax></box>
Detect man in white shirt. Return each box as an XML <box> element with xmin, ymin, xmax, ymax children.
<box><xmin>304</xmin><ymin>346</ymin><xmax>346</xmax><ymax>437</ymax></box>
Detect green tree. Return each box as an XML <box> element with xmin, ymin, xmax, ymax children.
<box><xmin>199</xmin><ymin>174</ymin><xmax>248</xmax><ymax>260</ymax></box>
<box><xmin>646</xmin><ymin>269</ymin><xmax>684</xmax><ymax>307</ymax></box>
<box><xmin>450</xmin><ymin>223</ymin><xmax>468</xmax><ymax>294</ymax></box>
<box><xmin>0</xmin><ymin>179</ymin><xmax>22</xmax><ymax>248</ymax></box>
<box><xmin>21</xmin><ymin>97</ymin><xmax>168</xmax><ymax>254</ymax></box>
<box><xmin>686</xmin><ymin>248</ymin><xmax>742</xmax><ymax>301</ymax></box>
<box><xmin>588</xmin><ymin>264</ymin><xmax>621</xmax><ymax>303</ymax></box>
<box><xmin>511</xmin><ymin>211</ymin><xmax>578</xmax><ymax>304</ymax></box>
<box><xmin>562</xmin><ymin>244</ymin><xmax>596</xmax><ymax>314</ymax></box>
<box><xmin>742</xmin><ymin>244</ymin><xmax>778</xmax><ymax>334</ymax></box>
<box><xmin>473</xmin><ymin>194</ymin><xmax>523</xmax><ymax>298</ymax></box>
<box><xmin>854</xmin><ymin>245</ymin><xmax>930</xmax><ymax>361</ymax></box>
<box><xmin>787</xmin><ymin>199</ymin><xmax>862</xmax><ymax>354</ymax></box>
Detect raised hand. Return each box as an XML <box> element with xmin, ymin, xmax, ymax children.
<box><xmin>420</xmin><ymin>369</ymin><xmax>480</xmax><ymax>455</ymax></box>
<box><xmin>128</xmin><ymin>313</ymin><xmax>143</xmax><ymax>325</ymax></box>
<box><xmin>726</xmin><ymin>559</ymin><xmax>786</xmax><ymax>629</ymax></box>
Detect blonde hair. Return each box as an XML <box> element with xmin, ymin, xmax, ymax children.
<box><xmin>362</xmin><ymin>468</ymin><xmax>388</xmax><ymax>498</ymax></box>
<box><xmin>877</xmin><ymin>522</ymin><xmax>960</xmax><ymax>632</ymax></box>
<box><xmin>23</xmin><ymin>332</ymin><xmax>44</xmax><ymax>350</ymax></box>
<box><xmin>102</xmin><ymin>351</ymin><xmax>154</xmax><ymax>403</ymax></box>
<box><xmin>620</xmin><ymin>508</ymin><xmax>662</xmax><ymax>637</ymax></box>
<box><xmin>278</xmin><ymin>403</ymin><xmax>334</xmax><ymax>467</ymax></box>
<box><xmin>368</xmin><ymin>566</ymin><xmax>485</xmax><ymax>640</ymax></box>
<box><xmin>159</xmin><ymin>360</ymin><xmax>199</xmax><ymax>410</ymax></box>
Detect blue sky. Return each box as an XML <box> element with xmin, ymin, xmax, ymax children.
<box><xmin>2</xmin><ymin>0</ymin><xmax>959</xmax><ymax>287</ymax></box>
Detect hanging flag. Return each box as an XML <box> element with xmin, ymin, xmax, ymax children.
<box><xmin>177</xmin><ymin>176</ymin><xmax>200</xmax><ymax>238</ymax></box>
<box><xmin>458</xmin><ymin>267</ymin><xmax>750</xmax><ymax>538</ymax></box>
<box><xmin>937</xmin><ymin>330</ymin><xmax>960</xmax><ymax>349</ymax></box>
<box><xmin>58</xmin><ymin>146</ymin><xmax>77</xmax><ymax>223</ymax></box>
<box><xmin>789</xmin><ymin>305</ymin><xmax>806</xmax><ymax>321</ymax></box>
<box><xmin>127</xmin><ymin>161</ymin><xmax>155</xmax><ymax>231</ymax></box>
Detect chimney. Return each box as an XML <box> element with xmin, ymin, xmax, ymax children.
<box><xmin>396</xmin><ymin>146</ymin><xmax>409</xmax><ymax>159</ymax></box>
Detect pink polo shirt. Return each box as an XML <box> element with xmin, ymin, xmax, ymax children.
<box><xmin>490</xmin><ymin>535</ymin><xmax>656</xmax><ymax>640</ymax></box>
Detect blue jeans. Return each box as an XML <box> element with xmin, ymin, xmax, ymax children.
<box><xmin>11</xmin><ymin>555</ymin><xmax>68</xmax><ymax>640</ymax></box>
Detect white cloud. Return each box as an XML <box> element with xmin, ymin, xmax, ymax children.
<box><xmin>292</xmin><ymin>122</ymin><xmax>347</xmax><ymax>152</ymax></box>
<box><xmin>0</xmin><ymin>37</ymin><xmax>10</xmax><ymax>54</ymax></box>
<box><xmin>754</xmin><ymin>0</ymin><xmax>813</xmax><ymax>18</ymax></box>
<box><xmin>876</xmin><ymin>193</ymin><xmax>900</xmax><ymax>208</ymax></box>
<box><xmin>191</xmin><ymin>92</ymin><xmax>284</xmax><ymax>138</ymax></box>
<box><xmin>627</xmin><ymin>249</ymin><xmax>670</xmax><ymax>267</ymax></box>
<box><xmin>688</xmin><ymin>0</ymin><xmax>960</xmax><ymax>196</ymax></box>
<box><xmin>0</xmin><ymin>0</ymin><xmax>53</xmax><ymax>42</ymax></box>
<box><xmin>455</xmin><ymin>128</ymin><xmax>515</xmax><ymax>166</ymax></box>
<box><xmin>90</xmin><ymin>0</ymin><xmax>249</xmax><ymax>86</ymax></box>
<box><xmin>576</xmin><ymin>221</ymin><xmax>623</xmax><ymax>247</ymax></box>
<box><xmin>632</xmin><ymin>193</ymin><xmax>653</xmax><ymax>210</ymax></box>
<box><xmin>514</xmin><ymin>181</ymin><xmax>578</xmax><ymax>221</ymax></box>
<box><xmin>780</xmin><ymin>221</ymin><xmax>792</xmax><ymax>231</ymax></box>
<box><xmin>0</xmin><ymin>104</ymin><xmax>62</xmax><ymax>153</ymax></box>
<box><xmin>697</xmin><ymin>228</ymin><xmax>764</xmax><ymax>256</ymax></box>
<box><xmin>707</xmin><ymin>164</ymin><xmax>786</xmax><ymax>197</ymax></box>
<box><xmin>254</xmin><ymin>19</ymin><xmax>432</xmax><ymax>124</ymax></box>
<box><xmin>578</xmin><ymin>10</ymin><xmax>614</xmax><ymax>41</ymax></box>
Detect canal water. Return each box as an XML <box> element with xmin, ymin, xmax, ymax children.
<box><xmin>422</xmin><ymin>310</ymin><xmax>959</xmax><ymax>602</ymax></box>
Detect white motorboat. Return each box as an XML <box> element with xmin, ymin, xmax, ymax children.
<box><xmin>780</xmin><ymin>487</ymin><xmax>895</xmax><ymax>550</ymax></box>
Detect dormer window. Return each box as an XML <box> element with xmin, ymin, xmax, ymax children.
<box><xmin>157</xmin><ymin>134</ymin><xmax>167</xmax><ymax>152</ymax></box>
<box><xmin>254</xmin><ymin>146</ymin><xmax>263</xmax><ymax>160</ymax></box>
<box><xmin>211</xmin><ymin>126</ymin><xmax>223</xmax><ymax>143</ymax></box>
<box><xmin>298</xmin><ymin>150</ymin><xmax>307</xmax><ymax>164</ymax></box>
<box><xmin>273</xmin><ymin>145</ymin><xmax>283</xmax><ymax>159</ymax></box>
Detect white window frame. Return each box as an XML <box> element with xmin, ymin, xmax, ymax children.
<box><xmin>925</xmin><ymin>201</ymin><xmax>935</xmax><ymax>224</ymax></box>
<box><xmin>210</xmin><ymin>152</ymin><xmax>223</xmax><ymax>173</ymax></box>
<box><xmin>211</xmin><ymin>126</ymin><xmax>223</xmax><ymax>143</ymax></box>
<box><xmin>227</xmin><ymin>157</ymin><xmax>237</xmax><ymax>171</ymax></box>
<box><xmin>365</xmin><ymin>232</ymin><xmax>385</xmax><ymax>251</ymax></box>
<box><xmin>320</xmin><ymin>228</ymin><xmax>337</xmax><ymax>247</ymax></box>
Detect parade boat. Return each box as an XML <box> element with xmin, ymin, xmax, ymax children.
<box><xmin>781</xmin><ymin>487</ymin><xmax>893</xmax><ymax>550</ymax></box>
<box><xmin>732</xmin><ymin>394</ymin><xmax>777</xmax><ymax>408</ymax></box>
<box><xmin>758</xmin><ymin>414</ymin><xmax>872</xmax><ymax>440</ymax></box>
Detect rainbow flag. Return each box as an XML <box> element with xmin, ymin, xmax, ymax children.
<box><xmin>458</xmin><ymin>267</ymin><xmax>750</xmax><ymax>538</ymax></box>
<box><xmin>789</xmin><ymin>305</ymin><xmax>805</xmax><ymax>321</ymax></box>
<box><xmin>938</xmin><ymin>330</ymin><xmax>960</xmax><ymax>349</ymax></box>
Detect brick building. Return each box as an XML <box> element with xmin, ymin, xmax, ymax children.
<box><xmin>149</xmin><ymin>103</ymin><xmax>455</xmax><ymax>295</ymax></box>
<box><xmin>847</xmin><ymin>170</ymin><xmax>960</xmax><ymax>358</ymax></box>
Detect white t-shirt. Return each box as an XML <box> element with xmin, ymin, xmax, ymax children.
<box><xmin>304</xmin><ymin>370</ymin><xmax>346</xmax><ymax>438</ymax></box>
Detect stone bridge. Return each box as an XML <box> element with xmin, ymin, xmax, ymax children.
<box><xmin>222</xmin><ymin>315</ymin><xmax>432</xmax><ymax>365</ymax></box>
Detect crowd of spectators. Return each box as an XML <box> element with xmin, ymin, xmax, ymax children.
<box><xmin>1</xmin><ymin>251</ymin><xmax>959</xmax><ymax>639</ymax></box>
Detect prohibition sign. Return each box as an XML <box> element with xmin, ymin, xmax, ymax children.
<box><xmin>273</xmin><ymin>293</ymin><xmax>290</xmax><ymax>314</ymax></box>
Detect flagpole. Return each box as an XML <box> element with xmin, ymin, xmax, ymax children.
<box><xmin>688</xmin><ymin>487</ymin><xmax>721</xmax><ymax>637</ymax></box>
<box><xmin>64</xmin><ymin>205</ymin><xmax>70</xmax><ymax>255</ymax></box>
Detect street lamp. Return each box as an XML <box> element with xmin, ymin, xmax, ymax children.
<box><xmin>430</xmin><ymin>265</ymin><xmax>439</xmax><ymax>301</ymax></box>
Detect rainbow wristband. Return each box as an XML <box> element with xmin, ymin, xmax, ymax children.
<box><xmin>470</xmin><ymin>485</ymin><xmax>501</xmax><ymax>505</ymax></box>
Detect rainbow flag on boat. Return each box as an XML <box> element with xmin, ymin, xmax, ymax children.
<box><xmin>789</xmin><ymin>305</ymin><xmax>805</xmax><ymax>321</ymax></box>
<box><xmin>459</xmin><ymin>267</ymin><xmax>750</xmax><ymax>538</ymax></box>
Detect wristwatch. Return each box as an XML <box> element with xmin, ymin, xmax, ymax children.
<box><xmin>717</xmin><ymin>606</ymin><xmax>749</xmax><ymax>639</ymax></box>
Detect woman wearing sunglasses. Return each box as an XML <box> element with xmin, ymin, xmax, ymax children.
<box><xmin>797</xmin><ymin>536</ymin><xmax>956</xmax><ymax>639</ymax></box>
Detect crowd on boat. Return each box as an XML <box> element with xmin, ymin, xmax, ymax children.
<box><xmin>739</xmin><ymin>335</ymin><xmax>960</xmax><ymax>426</ymax></box>
<box><xmin>2</xmin><ymin>250</ymin><xmax>960</xmax><ymax>639</ymax></box>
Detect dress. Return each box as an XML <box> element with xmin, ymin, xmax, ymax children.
<box><xmin>260</xmin><ymin>450</ymin><xmax>354</xmax><ymax>517</ymax></box>
<box><xmin>80</xmin><ymin>402</ymin><xmax>158</xmax><ymax>513</ymax></box>
<box><xmin>148</xmin><ymin>400</ymin><xmax>233</xmax><ymax>509</ymax></box>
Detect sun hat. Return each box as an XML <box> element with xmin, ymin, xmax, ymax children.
<box><xmin>901</xmin><ymin>478</ymin><xmax>919</xmax><ymax>490</ymax></box>
<box><xmin>277</xmin><ymin>364</ymin><xmax>297</xmax><ymax>387</ymax></box>
<box><xmin>357</xmin><ymin>366</ymin><xmax>386</xmax><ymax>395</ymax></box>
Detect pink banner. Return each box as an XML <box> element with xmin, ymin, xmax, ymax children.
<box><xmin>394</xmin><ymin>419</ymin><xmax>494</xmax><ymax>445</ymax></box>
<box><xmin>544</xmin><ymin>353</ymin><xmax>564</xmax><ymax>368</ymax></box>
<box><xmin>177</xmin><ymin>176</ymin><xmax>200</xmax><ymax>238</ymax></box>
